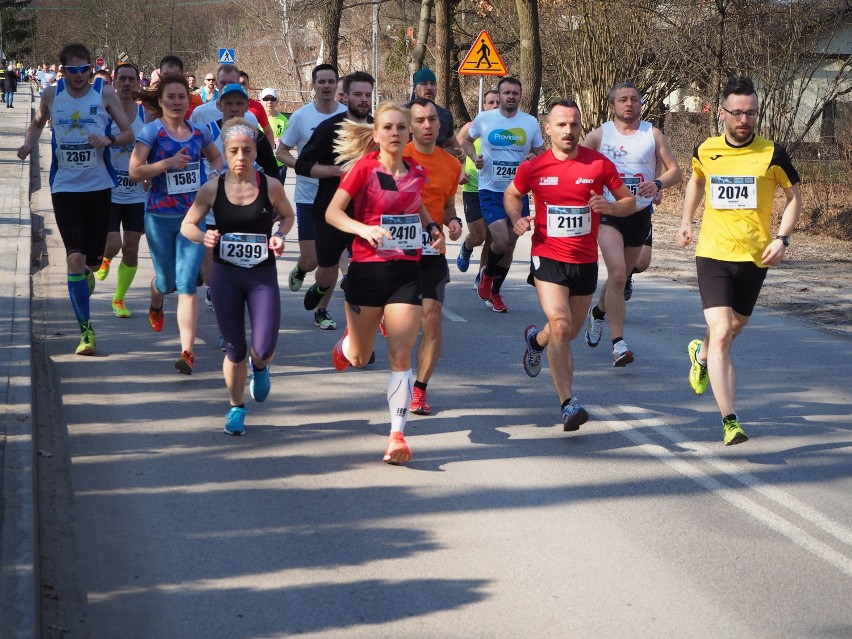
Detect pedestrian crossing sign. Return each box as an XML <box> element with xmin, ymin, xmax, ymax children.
<box><xmin>219</xmin><ymin>48</ymin><xmax>236</xmax><ymax>65</ymax></box>
<box><xmin>458</xmin><ymin>30</ymin><xmax>507</xmax><ymax>76</ymax></box>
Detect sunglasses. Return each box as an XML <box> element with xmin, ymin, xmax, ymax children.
<box><xmin>65</xmin><ymin>64</ymin><xmax>92</xmax><ymax>75</ymax></box>
<box><xmin>205</xmin><ymin>78</ymin><xmax>215</xmax><ymax>81</ymax></box>
<box><xmin>262</xmin><ymin>97</ymin><xmax>277</xmax><ymax>102</ymax></box>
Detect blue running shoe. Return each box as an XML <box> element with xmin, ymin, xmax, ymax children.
<box><xmin>250</xmin><ymin>364</ymin><xmax>271</xmax><ymax>402</ymax></box>
<box><xmin>562</xmin><ymin>398</ymin><xmax>589</xmax><ymax>432</ymax></box>
<box><xmin>456</xmin><ymin>242</ymin><xmax>472</xmax><ymax>272</ymax></box>
<box><xmin>224</xmin><ymin>406</ymin><xmax>248</xmax><ymax>436</ymax></box>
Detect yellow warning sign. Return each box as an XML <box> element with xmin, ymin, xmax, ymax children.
<box><xmin>458</xmin><ymin>30</ymin><xmax>508</xmax><ymax>76</ymax></box>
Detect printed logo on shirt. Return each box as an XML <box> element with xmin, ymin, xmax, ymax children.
<box><xmin>575</xmin><ymin>177</ymin><xmax>594</xmax><ymax>184</ymax></box>
<box><xmin>602</xmin><ymin>144</ymin><xmax>628</xmax><ymax>160</ymax></box>
<box><xmin>488</xmin><ymin>128</ymin><xmax>528</xmax><ymax>147</ymax></box>
<box><xmin>90</xmin><ymin>106</ymin><xmax>98</xmax><ymax>115</ymax></box>
<box><xmin>539</xmin><ymin>176</ymin><xmax>558</xmax><ymax>186</ymax></box>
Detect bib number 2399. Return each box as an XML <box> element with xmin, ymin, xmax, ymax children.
<box><xmin>219</xmin><ymin>233</ymin><xmax>268</xmax><ymax>268</ymax></box>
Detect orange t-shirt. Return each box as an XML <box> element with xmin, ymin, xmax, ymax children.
<box><xmin>185</xmin><ymin>92</ymin><xmax>203</xmax><ymax>118</ymax></box>
<box><xmin>403</xmin><ymin>142</ymin><xmax>461</xmax><ymax>227</ymax></box>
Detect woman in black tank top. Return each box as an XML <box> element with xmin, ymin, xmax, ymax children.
<box><xmin>182</xmin><ymin>117</ymin><xmax>295</xmax><ymax>436</ymax></box>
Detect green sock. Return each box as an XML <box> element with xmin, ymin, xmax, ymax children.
<box><xmin>114</xmin><ymin>262</ymin><xmax>138</xmax><ymax>301</ymax></box>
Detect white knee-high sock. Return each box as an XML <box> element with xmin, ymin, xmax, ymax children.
<box><xmin>387</xmin><ymin>369</ymin><xmax>413</xmax><ymax>434</ymax></box>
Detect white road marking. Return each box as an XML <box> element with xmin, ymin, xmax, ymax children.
<box><xmin>591</xmin><ymin>404</ymin><xmax>852</xmax><ymax>578</ymax></box>
<box><xmin>442</xmin><ymin>307</ymin><xmax>467</xmax><ymax>322</ymax></box>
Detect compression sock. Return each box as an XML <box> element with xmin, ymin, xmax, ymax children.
<box><xmin>485</xmin><ymin>250</ymin><xmax>504</xmax><ymax>274</ymax></box>
<box><xmin>491</xmin><ymin>265</ymin><xmax>510</xmax><ymax>294</ymax></box>
<box><xmin>67</xmin><ymin>273</ymin><xmax>90</xmax><ymax>330</ymax></box>
<box><xmin>387</xmin><ymin>369</ymin><xmax>413</xmax><ymax>434</ymax></box>
<box><xmin>114</xmin><ymin>262</ymin><xmax>138</xmax><ymax>301</ymax></box>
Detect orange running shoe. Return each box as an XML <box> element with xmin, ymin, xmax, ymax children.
<box><xmin>383</xmin><ymin>432</ymin><xmax>412</xmax><ymax>465</ymax></box>
<box><xmin>175</xmin><ymin>350</ymin><xmax>194</xmax><ymax>375</ymax></box>
<box><xmin>332</xmin><ymin>327</ymin><xmax>351</xmax><ymax>371</ymax></box>
<box><xmin>149</xmin><ymin>305</ymin><xmax>164</xmax><ymax>333</ymax></box>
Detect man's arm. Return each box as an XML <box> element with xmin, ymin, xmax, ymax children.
<box><xmin>762</xmin><ymin>183</ymin><xmax>802</xmax><ymax>266</ymax></box>
<box><xmin>580</xmin><ymin>126</ymin><xmax>603</xmax><ymax>150</ymax></box>
<box><xmin>676</xmin><ymin>172</ymin><xmax>705</xmax><ymax>247</ymax></box>
<box><xmin>18</xmin><ymin>88</ymin><xmax>54</xmax><ymax>159</ymax></box>
<box><xmin>294</xmin><ymin>117</ymin><xmax>343</xmax><ymax>179</ymax></box>
<box><xmin>638</xmin><ymin>128</ymin><xmax>682</xmax><ymax>198</ymax></box>
<box><xmin>102</xmin><ymin>87</ymin><xmax>135</xmax><ymax>147</ymax></box>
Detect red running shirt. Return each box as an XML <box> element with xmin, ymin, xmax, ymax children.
<box><xmin>338</xmin><ymin>151</ymin><xmax>427</xmax><ymax>263</ymax></box>
<box><xmin>512</xmin><ymin>147</ymin><xmax>624</xmax><ymax>264</ymax></box>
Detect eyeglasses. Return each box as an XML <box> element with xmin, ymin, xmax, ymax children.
<box><xmin>65</xmin><ymin>64</ymin><xmax>92</xmax><ymax>75</ymax></box>
<box><xmin>721</xmin><ymin>107</ymin><xmax>759</xmax><ymax>120</ymax></box>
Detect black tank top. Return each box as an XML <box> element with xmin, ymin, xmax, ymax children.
<box><xmin>212</xmin><ymin>172</ymin><xmax>276</xmax><ymax>268</ymax></box>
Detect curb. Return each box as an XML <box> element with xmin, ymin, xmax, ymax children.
<box><xmin>0</xmin><ymin>84</ymin><xmax>37</xmax><ymax>639</ymax></box>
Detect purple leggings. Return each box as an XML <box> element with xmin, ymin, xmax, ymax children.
<box><xmin>210</xmin><ymin>262</ymin><xmax>281</xmax><ymax>363</ymax></box>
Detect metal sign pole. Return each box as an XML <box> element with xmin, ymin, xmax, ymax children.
<box><xmin>478</xmin><ymin>76</ymin><xmax>483</xmax><ymax>114</ymax></box>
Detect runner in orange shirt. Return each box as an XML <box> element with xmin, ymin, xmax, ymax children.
<box><xmin>403</xmin><ymin>98</ymin><xmax>463</xmax><ymax>414</ymax></box>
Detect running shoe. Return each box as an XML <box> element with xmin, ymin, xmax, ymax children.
<box><xmin>332</xmin><ymin>328</ymin><xmax>351</xmax><ymax>371</ymax></box>
<box><xmin>688</xmin><ymin>339</ymin><xmax>709</xmax><ymax>395</ymax></box>
<box><xmin>85</xmin><ymin>268</ymin><xmax>96</xmax><ymax>296</ymax></box>
<box><xmin>175</xmin><ymin>350</ymin><xmax>194</xmax><ymax>375</ymax></box>
<box><xmin>562</xmin><ymin>398</ymin><xmax>589</xmax><ymax>432</ymax></box>
<box><xmin>304</xmin><ymin>283</ymin><xmax>324</xmax><ymax>311</ymax></box>
<box><xmin>288</xmin><ymin>264</ymin><xmax>305</xmax><ymax>292</ymax></box>
<box><xmin>623</xmin><ymin>277</ymin><xmax>633</xmax><ymax>301</ymax></box>
<box><xmin>219</xmin><ymin>335</ymin><xmax>227</xmax><ymax>352</ymax></box>
<box><xmin>112</xmin><ymin>299</ymin><xmax>131</xmax><ymax>318</ymax></box>
<box><xmin>383</xmin><ymin>431</ymin><xmax>412</xmax><ymax>465</ymax></box>
<box><xmin>250</xmin><ymin>364</ymin><xmax>271</xmax><ymax>402</ymax></box>
<box><xmin>474</xmin><ymin>267</ymin><xmax>483</xmax><ymax>290</ymax></box>
<box><xmin>584</xmin><ymin>307</ymin><xmax>604</xmax><ymax>348</ymax></box>
<box><xmin>94</xmin><ymin>257</ymin><xmax>111</xmax><ymax>281</ymax></box>
<box><xmin>314</xmin><ymin>309</ymin><xmax>337</xmax><ymax>330</ymax></box>
<box><xmin>224</xmin><ymin>406</ymin><xmax>248</xmax><ymax>436</ymax></box>
<box><xmin>205</xmin><ymin>287</ymin><xmax>213</xmax><ymax>307</ymax></box>
<box><xmin>75</xmin><ymin>325</ymin><xmax>96</xmax><ymax>356</ymax></box>
<box><xmin>523</xmin><ymin>325</ymin><xmax>543</xmax><ymax>377</ymax></box>
<box><xmin>456</xmin><ymin>242</ymin><xmax>472</xmax><ymax>273</ymax></box>
<box><xmin>723</xmin><ymin>416</ymin><xmax>748</xmax><ymax>446</ymax></box>
<box><xmin>486</xmin><ymin>294</ymin><xmax>508</xmax><ymax>313</ymax></box>
<box><xmin>149</xmin><ymin>305</ymin><xmax>164</xmax><ymax>333</ymax></box>
<box><xmin>477</xmin><ymin>269</ymin><xmax>494</xmax><ymax>301</ymax></box>
<box><xmin>612</xmin><ymin>340</ymin><xmax>634</xmax><ymax>367</ymax></box>
<box><xmin>410</xmin><ymin>387</ymin><xmax>430</xmax><ymax>415</ymax></box>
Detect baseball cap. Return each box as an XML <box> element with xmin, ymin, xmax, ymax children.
<box><xmin>220</xmin><ymin>83</ymin><xmax>248</xmax><ymax>99</ymax></box>
<box><xmin>260</xmin><ymin>88</ymin><xmax>278</xmax><ymax>100</ymax></box>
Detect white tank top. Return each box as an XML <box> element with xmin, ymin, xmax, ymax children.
<box><xmin>49</xmin><ymin>77</ymin><xmax>117</xmax><ymax>193</ymax></box>
<box><xmin>110</xmin><ymin>104</ymin><xmax>146</xmax><ymax>204</ymax></box>
<box><xmin>599</xmin><ymin>120</ymin><xmax>656</xmax><ymax>211</ymax></box>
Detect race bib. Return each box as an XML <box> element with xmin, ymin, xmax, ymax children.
<box><xmin>166</xmin><ymin>162</ymin><xmax>201</xmax><ymax>195</ymax></box>
<box><xmin>710</xmin><ymin>176</ymin><xmax>757</xmax><ymax>209</ymax></box>
<box><xmin>622</xmin><ymin>176</ymin><xmax>641</xmax><ymax>196</ymax></box>
<box><xmin>546</xmin><ymin>205</ymin><xmax>591</xmax><ymax>238</ymax></box>
<box><xmin>58</xmin><ymin>143</ymin><xmax>96</xmax><ymax>169</ymax></box>
<box><xmin>114</xmin><ymin>169</ymin><xmax>138</xmax><ymax>195</ymax></box>
<box><xmin>380</xmin><ymin>214</ymin><xmax>421</xmax><ymax>251</ymax></box>
<box><xmin>491</xmin><ymin>160</ymin><xmax>518</xmax><ymax>182</ymax></box>
<box><xmin>421</xmin><ymin>226</ymin><xmax>440</xmax><ymax>256</ymax></box>
<box><xmin>219</xmin><ymin>233</ymin><xmax>268</xmax><ymax>268</ymax></box>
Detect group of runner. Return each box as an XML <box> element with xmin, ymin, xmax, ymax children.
<box><xmin>18</xmin><ymin>43</ymin><xmax>801</xmax><ymax>462</ymax></box>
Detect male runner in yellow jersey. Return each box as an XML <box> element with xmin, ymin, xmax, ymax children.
<box><xmin>677</xmin><ymin>76</ymin><xmax>801</xmax><ymax>445</ymax></box>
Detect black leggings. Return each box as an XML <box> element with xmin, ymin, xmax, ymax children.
<box><xmin>211</xmin><ymin>262</ymin><xmax>281</xmax><ymax>363</ymax></box>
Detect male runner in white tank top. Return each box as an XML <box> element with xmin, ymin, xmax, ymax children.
<box><xmin>581</xmin><ymin>82</ymin><xmax>681</xmax><ymax>367</ymax></box>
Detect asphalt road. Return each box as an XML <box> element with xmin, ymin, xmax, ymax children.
<box><xmin>31</xmin><ymin>134</ymin><xmax>852</xmax><ymax>638</ymax></box>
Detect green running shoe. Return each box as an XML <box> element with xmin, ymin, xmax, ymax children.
<box><xmin>75</xmin><ymin>325</ymin><xmax>96</xmax><ymax>356</ymax></box>
<box><xmin>85</xmin><ymin>268</ymin><xmax>96</xmax><ymax>296</ymax></box>
<box><xmin>723</xmin><ymin>416</ymin><xmax>748</xmax><ymax>446</ymax></box>
<box><xmin>688</xmin><ymin>339</ymin><xmax>708</xmax><ymax>395</ymax></box>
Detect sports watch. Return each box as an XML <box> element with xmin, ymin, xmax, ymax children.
<box><xmin>775</xmin><ymin>235</ymin><xmax>790</xmax><ymax>247</ymax></box>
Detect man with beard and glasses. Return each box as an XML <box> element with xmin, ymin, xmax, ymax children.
<box><xmin>676</xmin><ymin>76</ymin><xmax>801</xmax><ymax>446</ymax></box>
<box><xmin>581</xmin><ymin>82</ymin><xmax>681</xmax><ymax>367</ymax></box>
<box><xmin>506</xmin><ymin>100</ymin><xmax>634</xmax><ymax>433</ymax></box>
<box><xmin>294</xmin><ymin>72</ymin><xmax>374</xmax><ymax>318</ymax></box>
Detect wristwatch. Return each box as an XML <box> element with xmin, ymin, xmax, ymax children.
<box><xmin>775</xmin><ymin>235</ymin><xmax>790</xmax><ymax>247</ymax></box>
<box><xmin>654</xmin><ymin>179</ymin><xmax>663</xmax><ymax>191</ymax></box>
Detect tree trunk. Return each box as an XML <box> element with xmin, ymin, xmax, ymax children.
<box><xmin>321</xmin><ymin>0</ymin><xmax>344</xmax><ymax>68</ymax></box>
<box><xmin>409</xmin><ymin>0</ymin><xmax>433</xmax><ymax>80</ymax></box>
<box><xmin>515</xmin><ymin>0</ymin><xmax>542</xmax><ymax>115</ymax></box>
<box><xmin>434</xmin><ymin>0</ymin><xmax>451</xmax><ymax>105</ymax></box>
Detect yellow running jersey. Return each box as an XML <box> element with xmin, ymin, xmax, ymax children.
<box><xmin>693</xmin><ymin>133</ymin><xmax>799</xmax><ymax>266</ymax></box>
